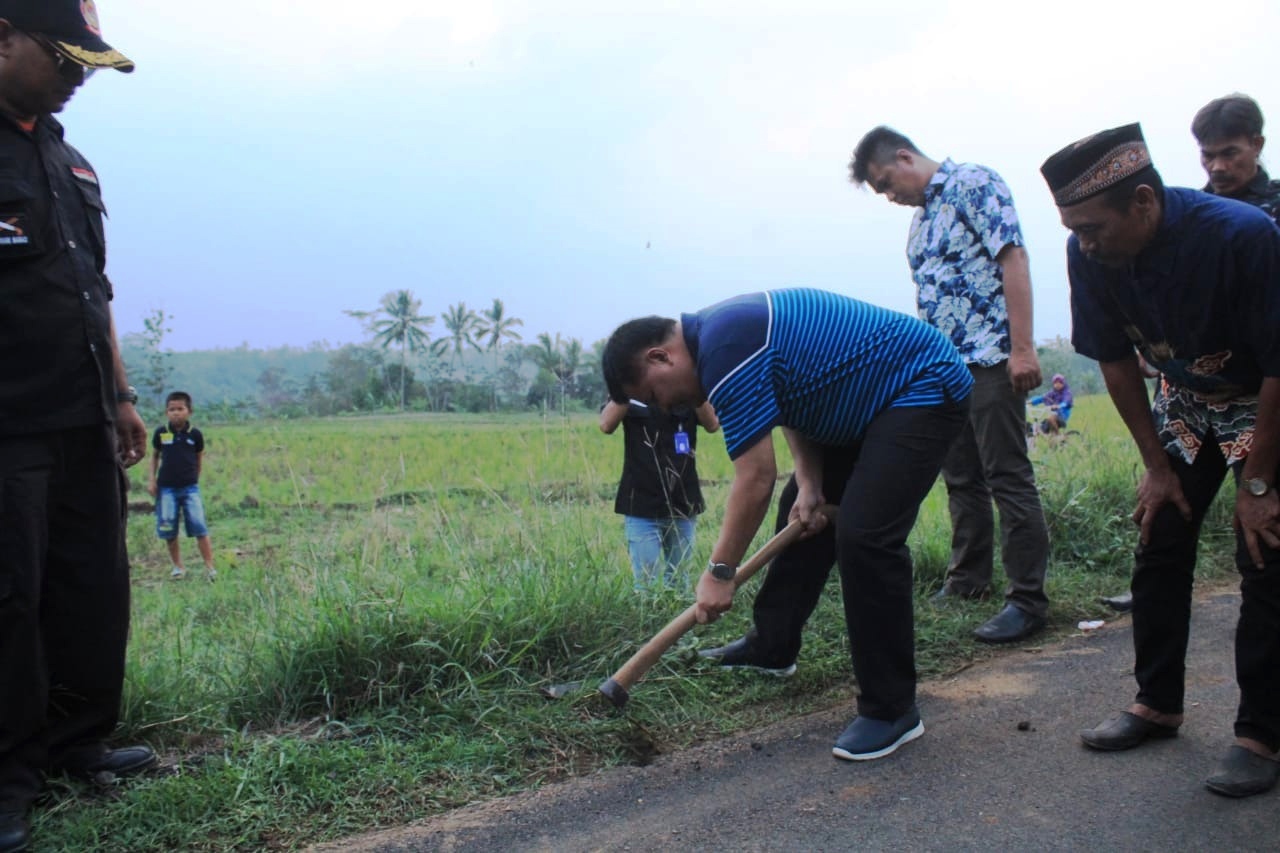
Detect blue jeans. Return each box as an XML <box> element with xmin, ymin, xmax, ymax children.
<box><xmin>624</xmin><ymin>516</ymin><xmax>696</xmax><ymax>589</ymax></box>
<box><xmin>155</xmin><ymin>485</ymin><xmax>209</xmax><ymax>540</ymax></box>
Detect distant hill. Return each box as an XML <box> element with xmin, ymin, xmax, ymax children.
<box><xmin>121</xmin><ymin>341</ymin><xmax>333</xmax><ymax>407</ymax></box>
<box><xmin>119</xmin><ymin>340</ymin><xmax>544</xmax><ymax>411</ymax></box>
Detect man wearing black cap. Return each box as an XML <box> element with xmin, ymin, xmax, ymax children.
<box><xmin>1042</xmin><ymin>123</ymin><xmax>1280</xmax><ymax>798</ymax></box>
<box><xmin>0</xmin><ymin>2</ymin><xmax>151</xmax><ymax>849</ymax></box>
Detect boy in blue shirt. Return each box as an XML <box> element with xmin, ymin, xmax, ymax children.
<box><xmin>603</xmin><ymin>288</ymin><xmax>972</xmax><ymax>761</ymax></box>
<box><xmin>147</xmin><ymin>391</ymin><xmax>216</xmax><ymax>580</ymax></box>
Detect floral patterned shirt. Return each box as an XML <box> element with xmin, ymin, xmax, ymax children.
<box><xmin>906</xmin><ymin>159</ymin><xmax>1025</xmax><ymax>367</ymax></box>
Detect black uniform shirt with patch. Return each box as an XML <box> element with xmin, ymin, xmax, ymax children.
<box><xmin>613</xmin><ymin>402</ymin><xmax>705</xmax><ymax>520</ymax></box>
<box><xmin>0</xmin><ymin>113</ymin><xmax>116</xmax><ymax>436</ymax></box>
<box><xmin>1205</xmin><ymin>166</ymin><xmax>1280</xmax><ymax>224</ymax></box>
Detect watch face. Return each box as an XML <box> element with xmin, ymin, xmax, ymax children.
<box><xmin>708</xmin><ymin>562</ymin><xmax>735</xmax><ymax>580</ymax></box>
<box><xmin>1246</xmin><ymin>478</ymin><xmax>1270</xmax><ymax>496</ymax></box>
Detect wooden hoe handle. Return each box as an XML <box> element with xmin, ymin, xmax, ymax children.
<box><xmin>598</xmin><ymin>504</ymin><xmax>836</xmax><ymax>709</ymax></box>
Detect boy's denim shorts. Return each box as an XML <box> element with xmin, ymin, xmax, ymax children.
<box><xmin>155</xmin><ymin>484</ymin><xmax>209</xmax><ymax>540</ymax></box>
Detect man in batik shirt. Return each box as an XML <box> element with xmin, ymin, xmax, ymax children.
<box><xmin>847</xmin><ymin>126</ymin><xmax>1050</xmax><ymax>644</ymax></box>
<box><xmin>1104</xmin><ymin>92</ymin><xmax>1280</xmax><ymax>614</ymax></box>
<box><xmin>1043</xmin><ymin>123</ymin><xmax>1280</xmax><ymax>799</ymax></box>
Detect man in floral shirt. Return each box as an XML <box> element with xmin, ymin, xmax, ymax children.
<box><xmin>848</xmin><ymin>126</ymin><xmax>1050</xmax><ymax>644</ymax></box>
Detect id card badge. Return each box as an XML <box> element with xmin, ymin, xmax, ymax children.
<box><xmin>674</xmin><ymin>430</ymin><xmax>691</xmax><ymax>455</ymax></box>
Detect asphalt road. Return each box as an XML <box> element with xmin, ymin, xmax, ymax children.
<box><xmin>310</xmin><ymin>589</ymin><xmax>1278</xmax><ymax>852</ymax></box>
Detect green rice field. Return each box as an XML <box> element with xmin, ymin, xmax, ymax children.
<box><xmin>31</xmin><ymin>396</ymin><xmax>1239</xmax><ymax>851</ymax></box>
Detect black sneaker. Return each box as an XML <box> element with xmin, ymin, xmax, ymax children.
<box><xmin>832</xmin><ymin>706</ymin><xmax>925</xmax><ymax>761</ymax></box>
<box><xmin>0</xmin><ymin>810</ymin><xmax>30</xmax><ymax>853</ymax></box>
<box><xmin>698</xmin><ymin>636</ymin><xmax>796</xmax><ymax>677</ymax></box>
<box><xmin>1099</xmin><ymin>591</ymin><xmax>1133</xmax><ymax>613</ymax></box>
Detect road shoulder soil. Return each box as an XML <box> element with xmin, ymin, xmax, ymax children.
<box><xmin>311</xmin><ymin>588</ymin><xmax>1277</xmax><ymax>852</ymax></box>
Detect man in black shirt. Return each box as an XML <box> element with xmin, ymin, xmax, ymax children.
<box><xmin>600</xmin><ymin>399</ymin><xmax>718</xmax><ymax>589</ymax></box>
<box><xmin>0</xmin><ymin>3</ymin><xmax>152</xmax><ymax>849</ymax></box>
<box><xmin>1193</xmin><ymin>93</ymin><xmax>1280</xmax><ymax>222</ymax></box>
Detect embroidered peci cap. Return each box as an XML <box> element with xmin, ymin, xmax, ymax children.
<box><xmin>1041</xmin><ymin>123</ymin><xmax>1151</xmax><ymax>207</ymax></box>
<box><xmin>0</xmin><ymin>0</ymin><xmax>133</xmax><ymax>72</ymax></box>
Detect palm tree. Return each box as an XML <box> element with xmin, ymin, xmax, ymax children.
<box><xmin>345</xmin><ymin>290</ymin><xmax>434</xmax><ymax>410</ymax></box>
<box><xmin>440</xmin><ymin>302</ymin><xmax>482</xmax><ymax>374</ymax></box>
<box><xmin>477</xmin><ymin>298</ymin><xmax>524</xmax><ymax>351</ymax></box>
<box><xmin>476</xmin><ymin>299</ymin><xmax>524</xmax><ymax>409</ymax></box>
<box><xmin>526</xmin><ymin>332</ymin><xmax>582</xmax><ymax>413</ymax></box>
<box><xmin>577</xmin><ymin>338</ymin><xmax>608</xmax><ymax>403</ymax></box>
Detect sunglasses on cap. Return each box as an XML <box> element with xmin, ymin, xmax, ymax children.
<box><xmin>23</xmin><ymin>30</ymin><xmax>96</xmax><ymax>80</ymax></box>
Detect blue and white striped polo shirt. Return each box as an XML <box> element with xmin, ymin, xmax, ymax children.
<box><xmin>682</xmin><ymin>289</ymin><xmax>972</xmax><ymax>459</ymax></box>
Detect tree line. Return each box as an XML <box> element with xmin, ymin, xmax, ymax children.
<box><xmin>122</xmin><ymin>297</ymin><xmax>1104</xmax><ymax>424</ymax></box>
<box><xmin>122</xmin><ymin>293</ymin><xmax>609</xmax><ymax>421</ymax></box>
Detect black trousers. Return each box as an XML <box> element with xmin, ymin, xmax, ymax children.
<box><xmin>1130</xmin><ymin>441</ymin><xmax>1280</xmax><ymax>750</ymax></box>
<box><xmin>749</xmin><ymin>398</ymin><xmax>968</xmax><ymax>721</ymax></box>
<box><xmin>0</xmin><ymin>424</ymin><xmax>131</xmax><ymax>811</ymax></box>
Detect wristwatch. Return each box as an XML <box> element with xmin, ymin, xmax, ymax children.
<box><xmin>115</xmin><ymin>385</ymin><xmax>139</xmax><ymax>405</ymax></box>
<box><xmin>1242</xmin><ymin>477</ymin><xmax>1271</xmax><ymax>497</ymax></box>
<box><xmin>707</xmin><ymin>561</ymin><xmax>736</xmax><ymax>581</ymax></box>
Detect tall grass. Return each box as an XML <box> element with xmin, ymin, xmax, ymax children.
<box><xmin>33</xmin><ymin>399</ymin><xmax>1240</xmax><ymax>850</ymax></box>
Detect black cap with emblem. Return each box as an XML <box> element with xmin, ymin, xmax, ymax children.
<box><xmin>0</xmin><ymin>0</ymin><xmax>133</xmax><ymax>72</ymax></box>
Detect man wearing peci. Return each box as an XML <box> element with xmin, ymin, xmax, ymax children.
<box><xmin>1103</xmin><ymin>92</ymin><xmax>1280</xmax><ymax>615</ymax></box>
<box><xmin>1042</xmin><ymin>123</ymin><xmax>1280</xmax><ymax>798</ymax></box>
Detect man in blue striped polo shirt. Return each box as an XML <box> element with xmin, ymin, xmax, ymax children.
<box><xmin>602</xmin><ymin>288</ymin><xmax>972</xmax><ymax>761</ymax></box>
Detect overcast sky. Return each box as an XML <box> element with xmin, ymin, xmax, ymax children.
<box><xmin>63</xmin><ymin>0</ymin><xmax>1280</xmax><ymax>352</ymax></box>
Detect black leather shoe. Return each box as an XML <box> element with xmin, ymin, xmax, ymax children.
<box><xmin>973</xmin><ymin>603</ymin><xmax>1045</xmax><ymax>644</ymax></box>
<box><xmin>1100</xmin><ymin>591</ymin><xmax>1133</xmax><ymax>613</ymax></box>
<box><xmin>1206</xmin><ymin>745</ymin><xmax>1280</xmax><ymax>797</ymax></box>
<box><xmin>0</xmin><ymin>811</ymin><xmax>30</xmax><ymax>853</ymax></box>
<box><xmin>52</xmin><ymin>745</ymin><xmax>157</xmax><ymax>780</ymax></box>
<box><xmin>1080</xmin><ymin>711</ymin><xmax>1179</xmax><ymax>751</ymax></box>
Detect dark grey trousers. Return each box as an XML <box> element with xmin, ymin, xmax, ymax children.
<box><xmin>940</xmin><ymin>362</ymin><xmax>1050</xmax><ymax>617</ymax></box>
